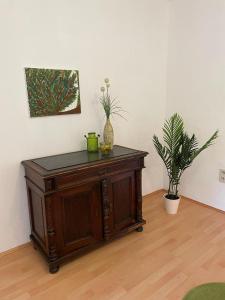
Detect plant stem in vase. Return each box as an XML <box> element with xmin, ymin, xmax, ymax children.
<box><xmin>104</xmin><ymin>118</ymin><xmax>114</xmax><ymax>148</ymax></box>
<box><xmin>99</xmin><ymin>78</ymin><xmax>126</xmax><ymax>150</ymax></box>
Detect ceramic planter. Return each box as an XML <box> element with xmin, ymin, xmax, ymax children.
<box><xmin>163</xmin><ymin>194</ymin><xmax>180</xmax><ymax>214</ymax></box>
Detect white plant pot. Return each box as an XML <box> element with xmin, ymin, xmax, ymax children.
<box><xmin>163</xmin><ymin>194</ymin><xmax>180</xmax><ymax>214</ymax></box>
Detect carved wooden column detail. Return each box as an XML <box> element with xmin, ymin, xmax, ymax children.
<box><xmin>135</xmin><ymin>169</ymin><xmax>143</xmax><ymax>223</ymax></box>
<box><xmin>102</xmin><ymin>178</ymin><xmax>111</xmax><ymax>240</ymax></box>
<box><xmin>45</xmin><ymin>196</ymin><xmax>59</xmax><ymax>273</ymax></box>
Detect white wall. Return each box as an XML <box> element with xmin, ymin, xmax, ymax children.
<box><xmin>0</xmin><ymin>0</ymin><xmax>169</xmax><ymax>252</ymax></box>
<box><xmin>167</xmin><ymin>0</ymin><xmax>225</xmax><ymax>210</ymax></box>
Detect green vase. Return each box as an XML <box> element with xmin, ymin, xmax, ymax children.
<box><xmin>84</xmin><ymin>132</ymin><xmax>100</xmax><ymax>152</ymax></box>
<box><xmin>103</xmin><ymin>118</ymin><xmax>114</xmax><ymax>149</ymax></box>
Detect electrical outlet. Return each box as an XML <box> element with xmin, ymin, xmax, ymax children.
<box><xmin>219</xmin><ymin>169</ymin><xmax>225</xmax><ymax>183</ymax></box>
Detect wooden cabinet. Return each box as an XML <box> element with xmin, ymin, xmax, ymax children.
<box><xmin>22</xmin><ymin>145</ymin><xmax>148</xmax><ymax>273</ymax></box>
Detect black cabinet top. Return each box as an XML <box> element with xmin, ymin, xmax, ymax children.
<box><xmin>22</xmin><ymin>145</ymin><xmax>148</xmax><ymax>176</ymax></box>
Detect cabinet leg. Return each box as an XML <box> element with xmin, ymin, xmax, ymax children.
<box><xmin>136</xmin><ymin>226</ymin><xmax>143</xmax><ymax>232</ymax></box>
<box><xmin>49</xmin><ymin>263</ymin><xmax>59</xmax><ymax>274</ymax></box>
<box><xmin>32</xmin><ymin>243</ymin><xmax>38</xmax><ymax>250</ymax></box>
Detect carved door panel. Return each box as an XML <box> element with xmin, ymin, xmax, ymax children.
<box><xmin>54</xmin><ymin>181</ymin><xmax>103</xmax><ymax>256</ymax></box>
<box><xmin>108</xmin><ymin>171</ymin><xmax>136</xmax><ymax>234</ymax></box>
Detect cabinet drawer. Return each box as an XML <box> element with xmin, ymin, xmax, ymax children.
<box><xmin>55</xmin><ymin>159</ymin><xmax>140</xmax><ymax>190</ymax></box>
<box><xmin>55</xmin><ymin>170</ymin><xmax>99</xmax><ymax>189</ymax></box>
<box><xmin>106</xmin><ymin>159</ymin><xmax>140</xmax><ymax>175</ymax></box>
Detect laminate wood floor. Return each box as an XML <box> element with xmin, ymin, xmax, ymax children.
<box><xmin>1</xmin><ymin>191</ymin><xmax>225</xmax><ymax>300</ymax></box>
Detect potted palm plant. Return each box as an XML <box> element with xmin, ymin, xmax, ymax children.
<box><xmin>153</xmin><ymin>113</ymin><xmax>218</xmax><ymax>214</ymax></box>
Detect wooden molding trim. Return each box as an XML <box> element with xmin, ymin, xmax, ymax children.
<box><xmin>143</xmin><ymin>189</ymin><xmax>165</xmax><ymax>199</ymax></box>
<box><xmin>0</xmin><ymin>242</ymin><xmax>31</xmax><ymax>258</ymax></box>
<box><xmin>183</xmin><ymin>196</ymin><xmax>225</xmax><ymax>215</ymax></box>
<box><xmin>144</xmin><ymin>188</ymin><xmax>225</xmax><ymax>214</ymax></box>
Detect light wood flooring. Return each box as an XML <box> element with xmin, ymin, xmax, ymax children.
<box><xmin>0</xmin><ymin>191</ymin><xmax>225</xmax><ymax>300</ymax></box>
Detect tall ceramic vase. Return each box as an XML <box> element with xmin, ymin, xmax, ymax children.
<box><xmin>104</xmin><ymin>118</ymin><xmax>114</xmax><ymax>149</ymax></box>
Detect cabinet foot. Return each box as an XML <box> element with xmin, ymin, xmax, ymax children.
<box><xmin>49</xmin><ymin>264</ymin><xmax>59</xmax><ymax>274</ymax></box>
<box><xmin>136</xmin><ymin>226</ymin><xmax>143</xmax><ymax>232</ymax></box>
<box><xmin>32</xmin><ymin>243</ymin><xmax>38</xmax><ymax>250</ymax></box>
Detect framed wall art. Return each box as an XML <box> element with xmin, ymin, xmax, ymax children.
<box><xmin>25</xmin><ymin>68</ymin><xmax>81</xmax><ymax>117</ymax></box>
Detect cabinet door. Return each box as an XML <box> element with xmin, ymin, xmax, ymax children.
<box><xmin>109</xmin><ymin>171</ymin><xmax>136</xmax><ymax>233</ymax></box>
<box><xmin>54</xmin><ymin>181</ymin><xmax>103</xmax><ymax>256</ymax></box>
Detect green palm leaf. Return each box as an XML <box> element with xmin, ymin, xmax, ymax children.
<box><xmin>192</xmin><ymin>130</ymin><xmax>219</xmax><ymax>160</ymax></box>
<box><xmin>163</xmin><ymin>113</ymin><xmax>184</xmax><ymax>154</ymax></box>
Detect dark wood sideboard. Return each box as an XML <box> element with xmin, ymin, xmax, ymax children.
<box><xmin>22</xmin><ymin>145</ymin><xmax>148</xmax><ymax>273</ymax></box>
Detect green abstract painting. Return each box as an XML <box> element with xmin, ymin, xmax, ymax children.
<box><xmin>25</xmin><ymin>68</ymin><xmax>81</xmax><ymax>117</ymax></box>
